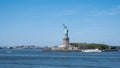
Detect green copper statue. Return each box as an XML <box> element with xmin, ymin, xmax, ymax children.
<box><xmin>63</xmin><ymin>24</ymin><xmax>68</xmax><ymax>38</ymax></box>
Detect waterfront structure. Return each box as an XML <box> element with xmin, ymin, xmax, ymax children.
<box><xmin>81</xmin><ymin>48</ymin><xmax>102</xmax><ymax>52</ymax></box>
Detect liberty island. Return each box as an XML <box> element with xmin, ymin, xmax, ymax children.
<box><xmin>42</xmin><ymin>24</ymin><xmax>119</xmax><ymax>52</ymax></box>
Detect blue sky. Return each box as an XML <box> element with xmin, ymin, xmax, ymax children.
<box><xmin>0</xmin><ymin>0</ymin><xmax>120</xmax><ymax>46</ymax></box>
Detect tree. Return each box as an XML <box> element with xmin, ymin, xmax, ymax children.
<box><xmin>70</xmin><ymin>43</ymin><xmax>109</xmax><ymax>50</ymax></box>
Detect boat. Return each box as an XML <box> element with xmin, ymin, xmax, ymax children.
<box><xmin>81</xmin><ymin>48</ymin><xmax>102</xmax><ymax>52</ymax></box>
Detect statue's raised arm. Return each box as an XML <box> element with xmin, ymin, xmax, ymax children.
<box><xmin>63</xmin><ymin>24</ymin><xmax>68</xmax><ymax>37</ymax></box>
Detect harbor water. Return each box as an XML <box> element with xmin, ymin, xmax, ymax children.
<box><xmin>0</xmin><ymin>49</ymin><xmax>120</xmax><ymax>68</ymax></box>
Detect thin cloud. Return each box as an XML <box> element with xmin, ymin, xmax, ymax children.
<box><xmin>91</xmin><ymin>5</ymin><xmax>120</xmax><ymax>16</ymax></box>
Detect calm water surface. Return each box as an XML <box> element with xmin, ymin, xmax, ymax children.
<box><xmin>0</xmin><ymin>49</ymin><xmax>120</xmax><ymax>68</ymax></box>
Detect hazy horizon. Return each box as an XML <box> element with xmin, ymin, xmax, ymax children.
<box><xmin>0</xmin><ymin>0</ymin><xmax>120</xmax><ymax>46</ymax></box>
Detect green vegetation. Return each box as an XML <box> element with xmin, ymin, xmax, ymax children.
<box><xmin>70</xmin><ymin>43</ymin><xmax>109</xmax><ymax>50</ymax></box>
<box><xmin>71</xmin><ymin>43</ymin><xmax>120</xmax><ymax>51</ymax></box>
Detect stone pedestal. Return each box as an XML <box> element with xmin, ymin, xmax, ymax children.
<box><xmin>63</xmin><ymin>37</ymin><xmax>71</xmax><ymax>47</ymax></box>
<box><xmin>51</xmin><ymin>36</ymin><xmax>79</xmax><ymax>51</ymax></box>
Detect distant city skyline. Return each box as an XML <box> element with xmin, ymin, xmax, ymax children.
<box><xmin>0</xmin><ymin>0</ymin><xmax>120</xmax><ymax>46</ymax></box>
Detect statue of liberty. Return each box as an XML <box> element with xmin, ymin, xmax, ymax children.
<box><xmin>63</xmin><ymin>24</ymin><xmax>68</xmax><ymax>38</ymax></box>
